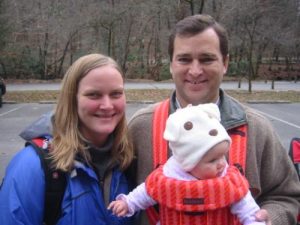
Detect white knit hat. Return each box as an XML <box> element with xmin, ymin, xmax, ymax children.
<box><xmin>163</xmin><ymin>103</ymin><xmax>231</xmax><ymax>172</ymax></box>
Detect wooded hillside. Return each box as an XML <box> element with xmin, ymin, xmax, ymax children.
<box><xmin>0</xmin><ymin>0</ymin><xmax>299</xmax><ymax>83</ymax></box>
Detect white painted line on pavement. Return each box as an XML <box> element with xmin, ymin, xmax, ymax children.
<box><xmin>255</xmin><ymin>109</ymin><xmax>300</xmax><ymax>129</ymax></box>
<box><xmin>0</xmin><ymin>105</ymin><xmax>25</xmax><ymax>117</ymax></box>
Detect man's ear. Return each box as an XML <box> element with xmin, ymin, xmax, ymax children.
<box><xmin>223</xmin><ymin>54</ymin><xmax>229</xmax><ymax>74</ymax></box>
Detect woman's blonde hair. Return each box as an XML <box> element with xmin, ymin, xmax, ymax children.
<box><xmin>51</xmin><ymin>53</ymin><xmax>133</xmax><ymax>172</ymax></box>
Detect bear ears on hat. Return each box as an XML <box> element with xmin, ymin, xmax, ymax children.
<box><xmin>196</xmin><ymin>103</ymin><xmax>221</xmax><ymax>121</ymax></box>
<box><xmin>163</xmin><ymin>103</ymin><xmax>221</xmax><ymax>142</ymax></box>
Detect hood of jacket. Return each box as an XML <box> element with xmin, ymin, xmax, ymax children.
<box><xmin>19</xmin><ymin>111</ymin><xmax>54</xmax><ymax>141</ymax></box>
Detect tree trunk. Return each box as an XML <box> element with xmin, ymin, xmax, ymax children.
<box><xmin>39</xmin><ymin>32</ymin><xmax>49</xmax><ymax>80</ymax></box>
<box><xmin>198</xmin><ymin>0</ymin><xmax>205</xmax><ymax>14</ymax></box>
<box><xmin>248</xmin><ymin>78</ymin><xmax>252</xmax><ymax>93</ymax></box>
<box><xmin>121</xmin><ymin>18</ymin><xmax>133</xmax><ymax>76</ymax></box>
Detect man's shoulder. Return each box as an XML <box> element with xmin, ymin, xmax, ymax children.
<box><xmin>128</xmin><ymin>102</ymin><xmax>163</xmax><ymax>142</ymax></box>
<box><xmin>128</xmin><ymin>103</ymin><xmax>158</xmax><ymax>125</ymax></box>
<box><xmin>243</xmin><ymin>104</ymin><xmax>271</xmax><ymax>125</ymax></box>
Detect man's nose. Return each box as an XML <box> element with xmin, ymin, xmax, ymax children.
<box><xmin>188</xmin><ymin>61</ymin><xmax>203</xmax><ymax>76</ymax></box>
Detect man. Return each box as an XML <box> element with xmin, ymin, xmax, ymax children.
<box><xmin>128</xmin><ymin>14</ymin><xmax>300</xmax><ymax>225</ymax></box>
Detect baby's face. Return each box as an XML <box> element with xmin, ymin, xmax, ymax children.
<box><xmin>189</xmin><ymin>141</ymin><xmax>229</xmax><ymax>180</ymax></box>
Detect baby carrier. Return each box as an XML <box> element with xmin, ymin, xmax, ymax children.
<box><xmin>147</xmin><ymin>99</ymin><xmax>249</xmax><ymax>225</ymax></box>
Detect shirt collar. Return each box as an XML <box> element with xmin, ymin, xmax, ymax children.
<box><xmin>175</xmin><ymin>96</ymin><xmax>220</xmax><ymax>109</ymax></box>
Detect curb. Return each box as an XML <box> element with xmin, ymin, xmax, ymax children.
<box><xmin>247</xmin><ymin>100</ymin><xmax>291</xmax><ymax>104</ymax></box>
<box><xmin>2</xmin><ymin>100</ymin><xmax>17</xmax><ymax>104</ymax></box>
<box><xmin>2</xmin><ymin>100</ymin><xmax>292</xmax><ymax>105</ymax></box>
<box><xmin>126</xmin><ymin>100</ymin><xmax>155</xmax><ymax>104</ymax></box>
<box><xmin>3</xmin><ymin>100</ymin><xmax>156</xmax><ymax>105</ymax></box>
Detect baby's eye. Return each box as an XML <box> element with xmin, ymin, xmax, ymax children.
<box><xmin>209</xmin><ymin>159</ymin><xmax>217</xmax><ymax>163</ymax></box>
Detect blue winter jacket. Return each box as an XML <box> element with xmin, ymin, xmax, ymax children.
<box><xmin>0</xmin><ymin>144</ymin><xmax>134</xmax><ymax>225</ymax></box>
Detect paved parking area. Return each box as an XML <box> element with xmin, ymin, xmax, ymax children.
<box><xmin>1</xmin><ymin>102</ymin><xmax>300</xmax><ymax>180</ymax></box>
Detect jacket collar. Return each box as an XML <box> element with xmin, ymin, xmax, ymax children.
<box><xmin>218</xmin><ymin>89</ymin><xmax>247</xmax><ymax>130</ymax></box>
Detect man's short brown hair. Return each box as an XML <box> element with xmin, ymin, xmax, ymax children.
<box><xmin>168</xmin><ymin>14</ymin><xmax>229</xmax><ymax>61</ymax></box>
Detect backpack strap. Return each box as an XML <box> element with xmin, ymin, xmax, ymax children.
<box><xmin>26</xmin><ymin>138</ymin><xmax>67</xmax><ymax>225</ymax></box>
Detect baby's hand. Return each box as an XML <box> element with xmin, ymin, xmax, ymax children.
<box><xmin>107</xmin><ymin>200</ymin><xmax>129</xmax><ymax>217</ymax></box>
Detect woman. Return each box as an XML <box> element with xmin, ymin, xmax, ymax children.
<box><xmin>0</xmin><ymin>54</ymin><xmax>136</xmax><ymax>225</ymax></box>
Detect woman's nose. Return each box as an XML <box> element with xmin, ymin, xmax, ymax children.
<box><xmin>99</xmin><ymin>96</ymin><xmax>113</xmax><ymax>109</ymax></box>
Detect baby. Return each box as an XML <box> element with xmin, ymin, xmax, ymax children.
<box><xmin>108</xmin><ymin>103</ymin><xmax>265</xmax><ymax>225</ymax></box>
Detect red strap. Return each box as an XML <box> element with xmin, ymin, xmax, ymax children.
<box><xmin>292</xmin><ymin>138</ymin><xmax>300</xmax><ymax>163</ymax></box>
<box><xmin>146</xmin><ymin>99</ymin><xmax>170</xmax><ymax>225</ymax></box>
<box><xmin>228</xmin><ymin>125</ymin><xmax>248</xmax><ymax>171</ymax></box>
<box><xmin>152</xmin><ymin>99</ymin><xmax>170</xmax><ymax>168</ymax></box>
